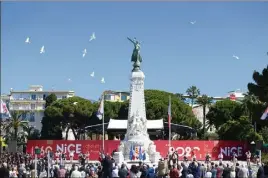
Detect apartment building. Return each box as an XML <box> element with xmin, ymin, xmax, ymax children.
<box><xmin>8</xmin><ymin>85</ymin><xmax>74</xmax><ymax>131</ymax></box>
<box><xmin>104</xmin><ymin>90</ymin><xmax>130</xmax><ymax>102</ymax></box>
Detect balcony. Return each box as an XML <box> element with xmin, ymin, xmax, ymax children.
<box><xmin>10</xmin><ymin>98</ymin><xmax>46</xmax><ymax>103</ymax></box>
<box><xmin>9</xmin><ymin>105</ymin><xmax>45</xmax><ymax>111</ymax></box>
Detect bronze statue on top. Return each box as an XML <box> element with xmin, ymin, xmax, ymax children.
<box><xmin>127</xmin><ymin>37</ymin><xmax>142</xmax><ymax>72</ymax></box>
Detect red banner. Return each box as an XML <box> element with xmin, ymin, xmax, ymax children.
<box><xmin>26</xmin><ymin>140</ymin><xmax>249</xmax><ymax>161</ymax></box>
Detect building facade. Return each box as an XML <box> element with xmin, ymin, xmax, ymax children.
<box><xmin>104</xmin><ymin>90</ymin><xmax>130</xmax><ymax>102</ymax></box>
<box><xmin>8</xmin><ymin>85</ymin><xmax>74</xmax><ymax>131</ymax></box>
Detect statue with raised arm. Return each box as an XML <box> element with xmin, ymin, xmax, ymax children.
<box><xmin>127</xmin><ymin>37</ymin><xmax>142</xmax><ymax>72</ymax></box>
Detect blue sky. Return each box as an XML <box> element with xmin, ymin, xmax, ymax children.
<box><xmin>1</xmin><ymin>2</ymin><xmax>268</xmax><ymax>100</ymax></box>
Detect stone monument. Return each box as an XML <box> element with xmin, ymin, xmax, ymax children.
<box><xmin>113</xmin><ymin>38</ymin><xmax>161</xmax><ymax>164</ymax></box>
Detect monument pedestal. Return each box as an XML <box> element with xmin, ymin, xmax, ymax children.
<box><xmin>113</xmin><ymin>152</ymin><xmax>124</xmax><ymax>164</ymax></box>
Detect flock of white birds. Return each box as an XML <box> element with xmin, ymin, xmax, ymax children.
<box><xmin>24</xmin><ymin>22</ymin><xmax>239</xmax><ymax>87</ymax></box>
<box><xmin>24</xmin><ymin>32</ymin><xmax>106</xmax><ymax>85</ymax></box>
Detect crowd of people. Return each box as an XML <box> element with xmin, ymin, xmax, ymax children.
<box><xmin>0</xmin><ymin>151</ymin><xmax>268</xmax><ymax>178</ymax></box>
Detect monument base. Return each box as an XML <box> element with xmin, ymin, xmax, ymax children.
<box><xmin>113</xmin><ymin>152</ymin><xmax>124</xmax><ymax>164</ymax></box>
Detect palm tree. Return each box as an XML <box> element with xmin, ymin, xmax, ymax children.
<box><xmin>186</xmin><ymin>86</ymin><xmax>200</xmax><ymax>107</ymax></box>
<box><xmin>4</xmin><ymin>111</ymin><xmax>28</xmax><ymax>141</ymax></box>
<box><xmin>242</xmin><ymin>92</ymin><xmax>261</xmax><ymax>132</ymax></box>
<box><xmin>196</xmin><ymin>94</ymin><xmax>213</xmax><ymax>137</ymax></box>
<box><xmin>175</xmin><ymin>93</ymin><xmax>186</xmax><ymax>102</ymax></box>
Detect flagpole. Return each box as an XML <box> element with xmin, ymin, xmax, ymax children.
<box><xmin>168</xmin><ymin>96</ymin><xmax>171</xmax><ymax>150</ymax></box>
<box><xmin>102</xmin><ymin>93</ymin><xmax>105</xmax><ymax>153</ymax></box>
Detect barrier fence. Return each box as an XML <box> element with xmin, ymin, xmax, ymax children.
<box><xmin>27</xmin><ymin>140</ymin><xmax>249</xmax><ymax>161</ymax></box>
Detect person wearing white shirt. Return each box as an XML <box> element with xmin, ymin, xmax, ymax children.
<box><xmin>230</xmin><ymin>166</ymin><xmax>236</xmax><ymax>178</ymax></box>
<box><xmin>205</xmin><ymin>171</ymin><xmax>212</xmax><ymax>178</ymax></box>
<box><xmin>71</xmin><ymin>166</ymin><xmax>82</xmax><ymax>178</ymax></box>
<box><xmin>69</xmin><ymin>150</ymin><xmax>74</xmax><ymax>163</ymax></box>
<box><xmin>112</xmin><ymin>166</ymin><xmax>119</xmax><ymax>178</ymax></box>
<box><xmin>218</xmin><ymin>152</ymin><xmax>223</xmax><ymax>164</ymax></box>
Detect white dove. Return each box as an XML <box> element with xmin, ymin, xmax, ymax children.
<box><xmin>73</xmin><ymin>102</ymin><xmax>78</xmax><ymax>105</ymax></box>
<box><xmin>89</xmin><ymin>32</ymin><xmax>96</xmax><ymax>41</ymax></box>
<box><xmin>90</xmin><ymin>71</ymin><xmax>95</xmax><ymax>77</ymax></box>
<box><xmin>25</xmin><ymin>37</ymin><xmax>30</xmax><ymax>44</ymax></box>
<box><xmin>40</xmin><ymin>46</ymin><xmax>45</xmax><ymax>54</ymax></box>
<box><xmin>190</xmin><ymin>21</ymin><xmax>196</xmax><ymax>25</ymax></box>
<box><xmin>101</xmin><ymin>77</ymin><xmax>105</xmax><ymax>84</ymax></box>
<box><xmin>232</xmin><ymin>55</ymin><xmax>239</xmax><ymax>59</ymax></box>
<box><xmin>82</xmin><ymin>49</ymin><xmax>87</xmax><ymax>58</ymax></box>
<box><xmin>68</xmin><ymin>78</ymin><xmax>72</xmax><ymax>82</ymax></box>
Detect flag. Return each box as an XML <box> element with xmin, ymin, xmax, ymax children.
<box><xmin>261</xmin><ymin>106</ymin><xmax>268</xmax><ymax>120</ymax></box>
<box><xmin>129</xmin><ymin>145</ymin><xmax>133</xmax><ymax>160</ymax></box>
<box><xmin>0</xmin><ymin>99</ymin><xmax>11</xmax><ymax>120</ymax></box>
<box><xmin>143</xmin><ymin>152</ymin><xmax>146</xmax><ymax>161</ymax></box>
<box><xmin>96</xmin><ymin>97</ymin><xmax>104</xmax><ymax>120</ymax></box>
<box><xmin>139</xmin><ymin>146</ymin><xmax>143</xmax><ymax>160</ymax></box>
<box><xmin>168</xmin><ymin>96</ymin><xmax>172</xmax><ymax>127</ymax></box>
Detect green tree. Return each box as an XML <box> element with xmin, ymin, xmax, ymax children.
<box><xmin>196</xmin><ymin>95</ymin><xmax>213</xmax><ymax>136</ymax></box>
<box><xmin>144</xmin><ymin>90</ymin><xmax>202</xmax><ymax>130</ymax></box>
<box><xmin>217</xmin><ymin>116</ymin><xmax>262</xmax><ymax>141</ymax></box>
<box><xmin>260</xmin><ymin>126</ymin><xmax>268</xmax><ymax>143</ymax></box>
<box><xmin>41</xmin><ymin>96</ymin><xmax>95</xmax><ymax>140</ymax></box>
<box><xmin>206</xmin><ymin>99</ymin><xmax>244</xmax><ymax>130</ymax></box>
<box><xmin>242</xmin><ymin>92</ymin><xmax>262</xmax><ymax>131</ymax></box>
<box><xmin>45</xmin><ymin>93</ymin><xmax>57</xmax><ymax>108</ymax></box>
<box><xmin>175</xmin><ymin>93</ymin><xmax>186</xmax><ymax>102</ymax></box>
<box><xmin>186</xmin><ymin>86</ymin><xmax>200</xmax><ymax>107</ymax></box>
<box><xmin>248</xmin><ymin>65</ymin><xmax>268</xmax><ymax>103</ymax></box>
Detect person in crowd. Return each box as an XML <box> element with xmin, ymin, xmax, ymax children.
<box><xmin>158</xmin><ymin>158</ymin><xmax>168</xmax><ymax>178</ymax></box>
<box><xmin>169</xmin><ymin>165</ymin><xmax>179</xmax><ymax>178</ymax></box>
<box><xmin>112</xmin><ymin>165</ymin><xmax>119</xmax><ymax>178</ymax></box>
<box><xmin>264</xmin><ymin>161</ymin><xmax>268</xmax><ymax>177</ymax></box>
<box><xmin>119</xmin><ymin>164</ymin><xmax>129</xmax><ymax>178</ymax></box>
<box><xmin>211</xmin><ymin>164</ymin><xmax>217</xmax><ymax>178</ymax></box>
<box><xmin>237</xmin><ymin>164</ymin><xmax>249</xmax><ymax>178</ymax></box>
<box><xmin>147</xmin><ymin>166</ymin><xmax>156</xmax><ymax>178</ymax></box>
<box><xmin>71</xmin><ymin>165</ymin><xmax>82</xmax><ymax>178</ymax></box>
<box><xmin>222</xmin><ymin>163</ymin><xmax>231</xmax><ymax>178</ymax></box>
<box><xmin>181</xmin><ymin>162</ymin><xmax>188</xmax><ymax>178</ymax></box>
<box><xmin>230</xmin><ymin>166</ymin><xmax>236</xmax><ymax>178</ymax></box>
<box><xmin>0</xmin><ymin>162</ymin><xmax>9</xmax><ymax>178</ymax></box>
<box><xmin>130</xmin><ymin>165</ymin><xmax>142</xmax><ymax>178</ymax></box>
<box><xmin>58</xmin><ymin>164</ymin><xmax>66</xmax><ymax>178</ymax></box>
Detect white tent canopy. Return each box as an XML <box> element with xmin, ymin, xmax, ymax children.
<box><xmin>107</xmin><ymin>119</ymin><xmax>164</xmax><ymax>130</ymax></box>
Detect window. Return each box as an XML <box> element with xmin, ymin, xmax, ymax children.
<box><xmin>43</xmin><ymin>94</ymin><xmax>47</xmax><ymax>100</ymax></box>
<box><xmin>43</xmin><ymin>104</ymin><xmax>46</xmax><ymax>109</ymax></box>
<box><xmin>62</xmin><ymin>96</ymin><xmax>67</xmax><ymax>99</ymax></box>
<box><xmin>104</xmin><ymin>95</ymin><xmax>112</xmax><ymax>100</ymax></box>
<box><xmin>31</xmin><ymin>104</ymin><xmax>36</xmax><ymax>110</ymax></box>
<box><xmin>121</xmin><ymin>95</ymin><xmax>127</xmax><ymax>101</ymax></box>
<box><xmin>31</xmin><ymin>94</ymin><xmax>36</xmax><ymax>100</ymax></box>
<box><xmin>21</xmin><ymin>113</ymin><xmax>27</xmax><ymax>121</ymax></box>
<box><xmin>29</xmin><ymin>112</ymin><xmax>35</xmax><ymax>122</ymax></box>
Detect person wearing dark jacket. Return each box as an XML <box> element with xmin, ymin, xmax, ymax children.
<box><xmin>119</xmin><ymin>164</ymin><xmax>128</xmax><ymax>178</ymax></box>
<box><xmin>257</xmin><ymin>165</ymin><xmax>265</xmax><ymax>178</ymax></box>
<box><xmin>264</xmin><ymin>162</ymin><xmax>268</xmax><ymax>177</ymax></box>
<box><xmin>102</xmin><ymin>155</ymin><xmax>113</xmax><ymax>178</ymax></box>
<box><xmin>235</xmin><ymin>163</ymin><xmax>240</xmax><ymax>178</ymax></box>
<box><xmin>0</xmin><ymin>163</ymin><xmax>10</xmax><ymax>178</ymax></box>
<box><xmin>222</xmin><ymin>164</ymin><xmax>231</xmax><ymax>178</ymax></box>
<box><xmin>181</xmin><ymin>163</ymin><xmax>188</xmax><ymax>178</ymax></box>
